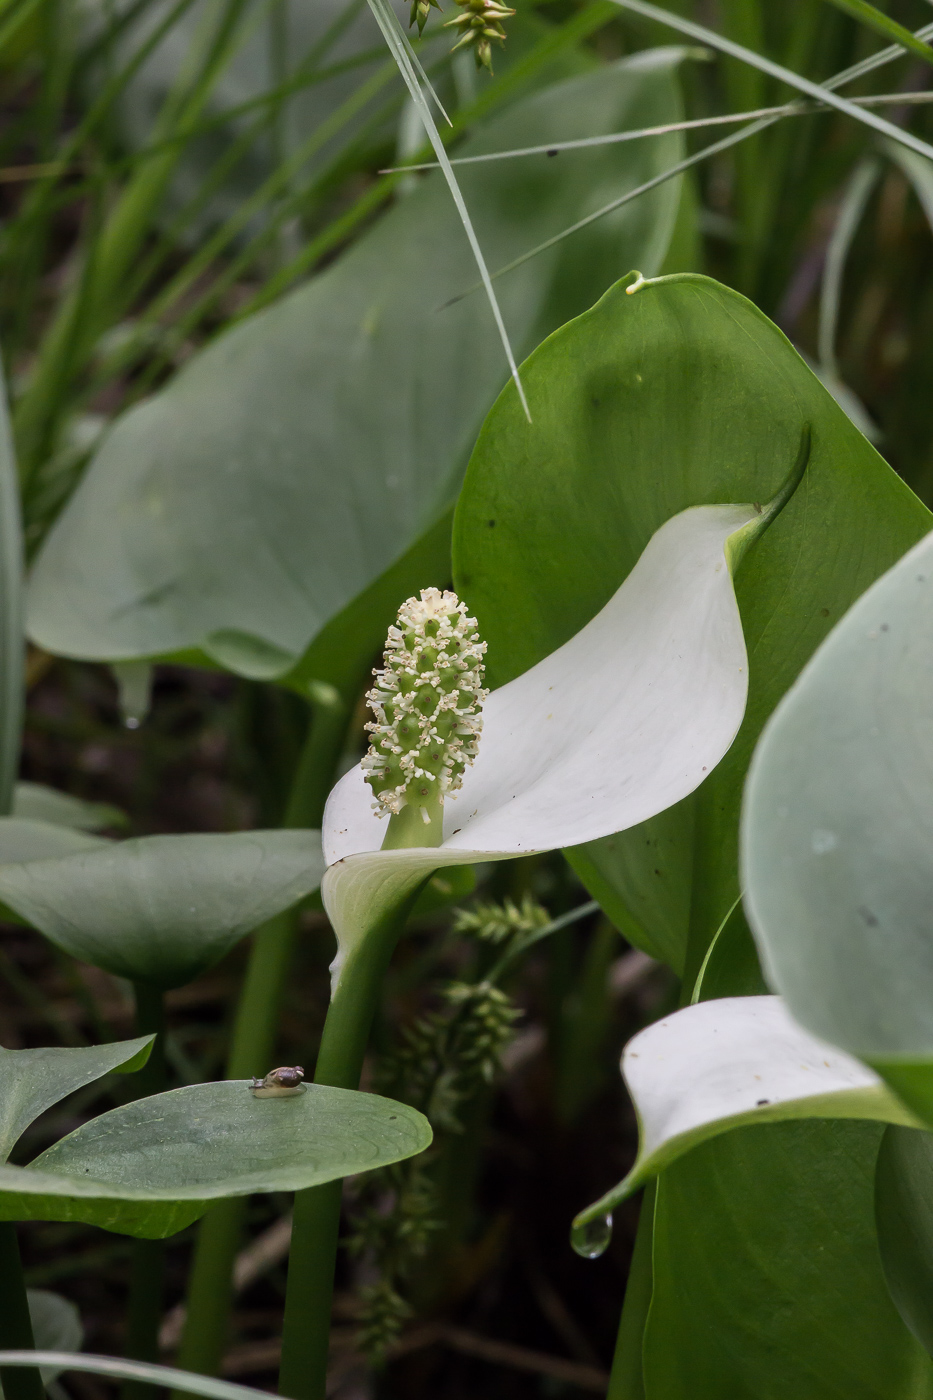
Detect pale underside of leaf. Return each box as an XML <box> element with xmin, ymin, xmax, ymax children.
<box><xmin>0</xmin><ymin>817</ymin><xmax>110</xmax><ymax>864</ymax></box>
<box><xmin>0</xmin><ymin>829</ymin><xmax>325</xmax><ymax>987</ymax></box>
<box><xmin>21</xmin><ymin>1292</ymin><xmax>83</xmax><ymax>1385</ymax></box>
<box><xmin>742</xmin><ymin>526</ymin><xmax>933</xmax><ymax>1063</ymax></box>
<box><xmin>572</xmin><ymin>997</ymin><xmax>920</xmax><ymax>1231</ymax></box>
<box><xmin>0</xmin><ymin>1035</ymin><xmax>154</xmax><ymax>1163</ymax></box>
<box><xmin>26</xmin><ymin>55</ymin><xmax>686</xmax><ymax>673</ymax></box>
<box><xmin>11</xmin><ymin>782</ymin><xmax>126</xmax><ymax>832</ymax></box>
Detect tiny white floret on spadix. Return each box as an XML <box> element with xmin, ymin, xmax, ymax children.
<box><xmin>321</xmin><ymin>500</ymin><xmax>772</xmax><ymax>989</ymax></box>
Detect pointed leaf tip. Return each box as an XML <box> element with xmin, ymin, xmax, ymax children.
<box><xmin>725</xmin><ymin>424</ymin><xmax>811</xmax><ymax>576</ymax></box>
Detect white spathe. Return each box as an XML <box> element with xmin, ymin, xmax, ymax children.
<box><xmin>323</xmin><ymin>503</ymin><xmax>757</xmax><ymax>984</ymax></box>
<box><xmin>615</xmin><ymin>996</ymin><xmax>920</xmax><ymax>1200</ymax></box>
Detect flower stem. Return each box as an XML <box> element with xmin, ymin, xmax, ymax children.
<box><xmin>170</xmin><ymin>908</ymin><xmax>296</xmax><ymax>1384</ymax></box>
<box><xmin>606</xmin><ymin>1181</ymin><xmax>656</xmax><ymax>1400</ymax></box>
<box><xmin>278</xmin><ymin>882</ymin><xmax>429</xmax><ymax>1400</ymax></box>
<box><xmin>122</xmin><ymin>982</ymin><xmax>167</xmax><ymax>1400</ymax></box>
<box><xmin>0</xmin><ymin>1223</ymin><xmax>44</xmax><ymax>1400</ymax></box>
<box><xmin>171</xmin><ymin>688</ymin><xmax>349</xmax><ymax>1386</ymax></box>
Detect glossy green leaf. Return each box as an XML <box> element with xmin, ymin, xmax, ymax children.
<box><xmin>453</xmin><ymin>272</ymin><xmax>931</xmax><ymax>976</ymax></box>
<box><xmin>0</xmin><ymin>1036</ymin><xmax>153</xmax><ymax>1162</ymax></box>
<box><xmin>876</xmin><ymin>1125</ymin><xmax>933</xmax><ymax>1358</ymax></box>
<box><xmin>0</xmin><ymin>830</ymin><xmax>324</xmax><ymax>988</ymax></box>
<box><xmin>692</xmin><ymin>899</ymin><xmax>767</xmax><ymax>1001</ymax></box>
<box><xmin>633</xmin><ymin>898</ymin><xmax>932</xmax><ymax>1400</ymax></box>
<box><xmin>12</xmin><ymin>782</ymin><xmax>127</xmax><ymax>832</ymax></box>
<box><xmin>563</xmin><ymin>801</ymin><xmax>693</xmax><ymax>973</ymax></box>
<box><xmin>645</xmin><ymin>1122</ymin><xmax>932</xmax><ymax>1400</ymax></box>
<box><xmin>0</xmin><ymin>1080</ymin><xmax>430</xmax><ymax>1238</ymax></box>
<box><xmin>742</xmin><ymin>528</ymin><xmax>933</xmax><ymax>1121</ymax></box>
<box><xmin>26</xmin><ymin>51</ymin><xmax>690</xmax><ymax>679</ymax></box>
<box><xmin>610</xmin><ymin>963</ymin><xmax>933</xmax><ymax>1398</ymax></box>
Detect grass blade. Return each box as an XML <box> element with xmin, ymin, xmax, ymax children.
<box><xmin>442</xmin><ymin>117</ymin><xmax>777</xmax><ymax>303</ymax></box>
<box><xmin>818</xmin><ymin>157</ymin><xmax>882</xmax><ymax>374</ymax></box>
<box><xmin>0</xmin><ymin>349</ymin><xmax>22</xmax><ymax>816</ymax></box>
<box><xmin>610</xmin><ymin>0</ymin><xmax>933</xmax><ymax>166</ymax></box>
<box><xmin>0</xmin><ymin>1354</ymin><xmax>269</xmax><ymax>1400</ymax></box>
<box><xmin>883</xmin><ymin>137</ymin><xmax>933</xmax><ymax>233</ymax></box>
<box><xmin>445</xmin><ymin>15</ymin><xmax>933</xmax><ymax>302</ymax></box>
<box><xmin>367</xmin><ymin>0</ymin><xmax>530</xmax><ymax>419</ymax></box>
<box><xmin>383</xmin><ymin>90</ymin><xmax>933</xmax><ymax>171</ymax></box>
<box><xmin>819</xmin><ymin>0</ymin><xmax>933</xmax><ymax>69</ymax></box>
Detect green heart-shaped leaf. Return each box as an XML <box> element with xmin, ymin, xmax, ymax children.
<box><xmin>0</xmin><ymin>818</ymin><xmax>108</xmax><ymax>864</ymax></box>
<box><xmin>26</xmin><ymin>53</ymin><xmax>691</xmax><ymax>683</ymax></box>
<box><xmin>12</xmin><ymin>782</ymin><xmax>126</xmax><ymax>832</ymax></box>
<box><xmin>646</xmin><ymin>1122</ymin><xmax>930</xmax><ymax>1399</ymax></box>
<box><xmin>453</xmin><ymin>271</ymin><xmax>931</xmax><ymax>974</ymax></box>
<box><xmin>0</xmin><ymin>830</ymin><xmax>324</xmax><ymax>987</ymax></box>
<box><xmin>0</xmin><ymin>1035</ymin><xmax>152</xmax><ymax>1162</ymax></box>
<box><xmin>0</xmin><ymin>1081</ymin><xmax>430</xmax><ymax>1238</ymax></box>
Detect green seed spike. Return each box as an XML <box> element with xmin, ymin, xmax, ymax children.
<box><xmin>363</xmin><ymin>588</ymin><xmax>488</xmax><ymax>850</ymax></box>
<box><xmin>409</xmin><ymin>0</ymin><xmax>441</xmax><ymax>35</ymax></box>
<box><xmin>444</xmin><ymin>0</ymin><xmax>514</xmax><ymax>68</ymax></box>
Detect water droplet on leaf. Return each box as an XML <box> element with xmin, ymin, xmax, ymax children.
<box><xmin>571</xmin><ymin>1212</ymin><xmax>612</xmax><ymax>1259</ymax></box>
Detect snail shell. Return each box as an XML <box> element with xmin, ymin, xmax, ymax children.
<box><xmin>250</xmin><ymin>1065</ymin><xmax>306</xmax><ymax>1098</ymax></box>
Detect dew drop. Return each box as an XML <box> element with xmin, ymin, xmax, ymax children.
<box><xmin>112</xmin><ymin>660</ymin><xmax>153</xmax><ymax>730</ymax></box>
<box><xmin>571</xmin><ymin>1212</ymin><xmax>613</xmax><ymax>1259</ymax></box>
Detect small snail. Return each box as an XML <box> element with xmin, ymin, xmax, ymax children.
<box><xmin>250</xmin><ymin>1065</ymin><xmax>306</xmax><ymax>1098</ymax></box>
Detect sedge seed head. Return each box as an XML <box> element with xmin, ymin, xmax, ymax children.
<box><xmin>362</xmin><ymin>588</ymin><xmax>488</xmax><ymax>819</ymax></box>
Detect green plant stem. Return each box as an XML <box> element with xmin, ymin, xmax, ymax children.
<box><xmin>0</xmin><ymin>1224</ymin><xmax>44</xmax><ymax>1400</ymax></box>
<box><xmin>278</xmin><ymin>884</ymin><xmax>428</xmax><ymax>1400</ymax></box>
<box><xmin>172</xmin><ymin>690</ymin><xmax>348</xmax><ymax>1386</ymax></box>
<box><xmin>606</xmin><ymin>1181</ymin><xmax>656</xmax><ymax>1400</ymax></box>
<box><xmin>0</xmin><ymin>351</ymin><xmax>24</xmax><ymax>816</ymax></box>
<box><xmin>122</xmin><ymin>983</ymin><xmax>167</xmax><ymax>1400</ymax></box>
<box><xmin>170</xmin><ymin>910</ymin><xmax>295</xmax><ymax>1385</ymax></box>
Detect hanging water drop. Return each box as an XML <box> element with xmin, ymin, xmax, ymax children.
<box><xmin>112</xmin><ymin>661</ymin><xmax>153</xmax><ymax>730</ymax></box>
<box><xmin>571</xmin><ymin>1211</ymin><xmax>613</xmax><ymax>1259</ymax></box>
